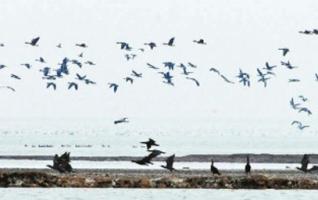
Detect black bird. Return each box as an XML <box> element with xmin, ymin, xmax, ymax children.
<box><xmin>263</xmin><ymin>62</ymin><xmax>277</xmax><ymax>71</ymax></box>
<box><xmin>76</xmin><ymin>73</ymin><xmax>87</xmax><ymax>81</ymax></box>
<box><xmin>210</xmin><ymin>160</ymin><xmax>221</xmax><ymax>175</ymax></box>
<box><xmin>281</xmin><ymin>61</ymin><xmax>297</xmax><ymax>69</ymax></box>
<box><xmin>124</xmin><ymin>77</ymin><xmax>134</xmax><ymax>84</ymax></box>
<box><xmin>114</xmin><ymin>117</ymin><xmax>129</xmax><ymax>124</ymax></box>
<box><xmin>291</xmin><ymin>121</ymin><xmax>310</xmax><ymax>130</ymax></box>
<box><xmin>85</xmin><ymin>61</ymin><xmax>96</xmax><ymax>66</ymax></box>
<box><xmin>278</xmin><ymin>48</ymin><xmax>289</xmax><ymax>56</ymax></box>
<box><xmin>289</xmin><ymin>79</ymin><xmax>300</xmax><ymax>83</ymax></box>
<box><xmin>299</xmin><ymin>30</ymin><xmax>312</xmax><ymax>35</ymax></box>
<box><xmin>193</xmin><ymin>39</ymin><xmax>207</xmax><ymax>45</ymax></box>
<box><xmin>186</xmin><ymin>77</ymin><xmax>200</xmax><ymax>86</ymax></box>
<box><xmin>237</xmin><ymin>69</ymin><xmax>250</xmax><ymax>87</ymax></box>
<box><xmin>163</xmin><ymin>62</ymin><xmax>175</xmax><ymax>70</ymax></box>
<box><xmin>140</xmin><ymin>138</ymin><xmax>159</xmax><ymax>150</ymax></box>
<box><xmin>25</xmin><ymin>37</ymin><xmax>40</xmax><ymax>46</ymax></box>
<box><xmin>257</xmin><ymin>68</ymin><xmax>270</xmax><ymax>87</ymax></box>
<box><xmin>56</xmin><ymin>43</ymin><xmax>62</xmax><ymax>48</ymax></box>
<box><xmin>220</xmin><ymin>74</ymin><xmax>235</xmax><ymax>84</ymax></box>
<box><xmin>180</xmin><ymin>65</ymin><xmax>193</xmax><ymax>75</ymax></box>
<box><xmin>188</xmin><ymin>62</ymin><xmax>197</xmax><ymax>68</ymax></box>
<box><xmin>298</xmin><ymin>95</ymin><xmax>308</xmax><ymax>102</ymax></box>
<box><xmin>116</xmin><ymin>42</ymin><xmax>132</xmax><ymax>51</ymax></box>
<box><xmin>161</xmin><ymin>154</ymin><xmax>176</xmax><ymax>172</ymax></box>
<box><xmin>78</xmin><ymin>52</ymin><xmax>84</xmax><ymax>58</ymax></box>
<box><xmin>11</xmin><ymin>74</ymin><xmax>21</xmax><ymax>80</ymax></box>
<box><xmin>84</xmin><ymin>79</ymin><xmax>96</xmax><ymax>85</ymax></box>
<box><xmin>131</xmin><ymin>155</ymin><xmax>152</xmax><ymax>165</ymax></box>
<box><xmin>0</xmin><ymin>86</ymin><xmax>15</xmax><ymax>92</ymax></box>
<box><xmin>20</xmin><ymin>63</ymin><xmax>31</xmax><ymax>69</ymax></box>
<box><xmin>159</xmin><ymin>71</ymin><xmax>174</xmax><ymax>86</ymax></box>
<box><xmin>147</xmin><ymin>149</ymin><xmax>166</xmax><ymax>157</ymax></box>
<box><xmin>71</xmin><ymin>60</ymin><xmax>82</xmax><ymax>68</ymax></box>
<box><xmin>144</xmin><ymin>42</ymin><xmax>157</xmax><ymax>50</ymax></box>
<box><xmin>68</xmin><ymin>82</ymin><xmax>78</xmax><ymax>90</ymax></box>
<box><xmin>315</xmin><ymin>73</ymin><xmax>318</xmax><ymax>81</ymax></box>
<box><xmin>47</xmin><ymin>152</ymin><xmax>72</xmax><ymax>173</ymax></box>
<box><xmin>76</xmin><ymin>43</ymin><xmax>88</xmax><ymax>48</ymax></box>
<box><xmin>297</xmin><ymin>154</ymin><xmax>309</xmax><ymax>172</ymax></box>
<box><xmin>209</xmin><ymin>67</ymin><xmax>220</xmax><ymax>75</ymax></box>
<box><xmin>0</xmin><ymin>64</ymin><xmax>6</xmax><ymax>69</ymax></box>
<box><xmin>131</xmin><ymin>70</ymin><xmax>142</xmax><ymax>78</ymax></box>
<box><xmin>245</xmin><ymin>156</ymin><xmax>251</xmax><ymax>175</ymax></box>
<box><xmin>47</xmin><ymin>82</ymin><xmax>57</xmax><ymax>90</ymax></box>
<box><xmin>147</xmin><ymin>63</ymin><xmax>160</xmax><ymax>70</ymax></box>
<box><xmin>163</xmin><ymin>37</ymin><xmax>175</xmax><ymax>46</ymax></box>
<box><xmin>108</xmin><ymin>83</ymin><xmax>119</xmax><ymax>93</ymax></box>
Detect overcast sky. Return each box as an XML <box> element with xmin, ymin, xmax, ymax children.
<box><xmin>0</xmin><ymin>0</ymin><xmax>317</xmax><ymax>132</ymax></box>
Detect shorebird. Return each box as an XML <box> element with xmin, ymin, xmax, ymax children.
<box><xmin>278</xmin><ymin>48</ymin><xmax>289</xmax><ymax>56</ymax></box>
<box><xmin>161</xmin><ymin>154</ymin><xmax>176</xmax><ymax>172</ymax></box>
<box><xmin>140</xmin><ymin>138</ymin><xmax>159</xmax><ymax>150</ymax></box>
<box><xmin>108</xmin><ymin>83</ymin><xmax>119</xmax><ymax>93</ymax></box>
<box><xmin>114</xmin><ymin>117</ymin><xmax>129</xmax><ymax>124</ymax></box>
<box><xmin>193</xmin><ymin>39</ymin><xmax>207</xmax><ymax>45</ymax></box>
<box><xmin>25</xmin><ymin>37</ymin><xmax>40</xmax><ymax>46</ymax></box>
<box><xmin>245</xmin><ymin>156</ymin><xmax>251</xmax><ymax>175</ymax></box>
<box><xmin>163</xmin><ymin>37</ymin><xmax>175</xmax><ymax>46</ymax></box>
<box><xmin>210</xmin><ymin>160</ymin><xmax>221</xmax><ymax>175</ymax></box>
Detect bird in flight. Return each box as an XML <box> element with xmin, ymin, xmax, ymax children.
<box><xmin>291</xmin><ymin>121</ymin><xmax>310</xmax><ymax>130</ymax></box>
<box><xmin>35</xmin><ymin>57</ymin><xmax>46</xmax><ymax>63</ymax></box>
<box><xmin>47</xmin><ymin>82</ymin><xmax>57</xmax><ymax>90</ymax></box>
<box><xmin>140</xmin><ymin>138</ymin><xmax>159</xmax><ymax>150</ymax></box>
<box><xmin>20</xmin><ymin>63</ymin><xmax>31</xmax><ymax>69</ymax></box>
<box><xmin>193</xmin><ymin>39</ymin><xmax>207</xmax><ymax>45</ymax></box>
<box><xmin>131</xmin><ymin>70</ymin><xmax>142</xmax><ymax>78</ymax></box>
<box><xmin>114</xmin><ymin>117</ymin><xmax>129</xmax><ymax>124</ymax></box>
<box><xmin>108</xmin><ymin>83</ymin><xmax>119</xmax><ymax>93</ymax></box>
<box><xmin>237</xmin><ymin>69</ymin><xmax>250</xmax><ymax>87</ymax></box>
<box><xmin>124</xmin><ymin>77</ymin><xmax>134</xmax><ymax>84</ymax></box>
<box><xmin>290</xmin><ymin>98</ymin><xmax>300</xmax><ymax>110</ymax></box>
<box><xmin>68</xmin><ymin>82</ymin><xmax>78</xmax><ymax>90</ymax></box>
<box><xmin>144</xmin><ymin>42</ymin><xmax>157</xmax><ymax>50</ymax></box>
<box><xmin>281</xmin><ymin>61</ymin><xmax>297</xmax><ymax>69</ymax></box>
<box><xmin>278</xmin><ymin>48</ymin><xmax>289</xmax><ymax>56</ymax></box>
<box><xmin>0</xmin><ymin>86</ymin><xmax>15</xmax><ymax>92</ymax></box>
<box><xmin>25</xmin><ymin>37</ymin><xmax>40</xmax><ymax>46</ymax></box>
<box><xmin>298</xmin><ymin>107</ymin><xmax>312</xmax><ymax>116</ymax></box>
<box><xmin>75</xmin><ymin>43</ymin><xmax>88</xmax><ymax>48</ymax></box>
<box><xmin>186</xmin><ymin>77</ymin><xmax>200</xmax><ymax>86</ymax></box>
<box><xmin>147</xmin><ymin>63</ymin><xmax>160</xmax><ymax>70</ymax></box>
<box><xmin>161</xmin><ymin>154</ymin><xmax>176</xmax><ymax>172</ymax></box>
<box><xmin>116</xmin><ymin>42</ymin><xmax>132</xmax><ymax>51</ymax></box>
<box><xmin>163</xmin><ymin>37</ymin><xmax>175</xmax><ymax>46</ymax></box>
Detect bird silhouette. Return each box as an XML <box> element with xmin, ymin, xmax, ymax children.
<box><xmin>245</xmin><ymin>156</ymin><xmax>251</xmax><ymax>175</ymax></box>
<box><xmin>116</xmin><ymin>42</ymin><xmax>132</xmax><ymax>51</ymax></box>
<box><xmin>0</xmin><ymin>86</ymin><xmax>15</xmax><ymax>92</ymax></box>
<box><xmin>291</xmin><ymin>121</ymin><xmax>310</xmax><ymax>130</ymax></box>
<box><xmin>76</xmin><ymin>43</ymin><xmax>88</xmax><ymax>48</ymax></box>
<box><xmin>144</xmin><ymin>42</ymin><xmax>156</xmax><ymax>50</ymax></box>
<box><xmin>186</xmin><ymin>77</ymin><xmax>200</xmax><ymax>86</ymax></box>
<box><xmin>298</xmin><ymin>107</ymin><xmax>312</xmax><ymax>116</ymax></box>
<box><xmin>140</xmin><ymin>138</ymin><xmax>159</xmax><ymax>150</ymax></box>
<box><xmin>47</xmin><ymin>82</ymin><xmax>57</xmax><ymax>90</ymax></box>
<box><xmin>131</xmin><ymin>70</ymin><xmax>142</xmax><ymax>78</ymax></box>
<box><xmin>210</xmin><ymin>160</ymin><xmax>221</xmax><ymax>175</ymax></box>
<box><xmin>68</xmin><ymin>82</ymin><xmax>78</xmax><ymax>90</ymax></box>
<box><xmin>281</xmin><ymin>61</ymin><xmax>297</xmax><ymax>69</ymax></box>
<box><xmin>161</xmin><ymin>154</ymin><xmax>176</xmax><ymax>172</ymax></box>
<box><xmin>56</xmin><ymin>43</ymin><xmax>62</xmax><ymax>48</ymax></box>
<box><xmin>108</xmin><ymin>83</ymin><xmax>119</xmax><ymax>93</ymax></box>
<box><xmin>147</xmin><ymin>63</ymin><xmax>160</xmax><ymax>70</ymax></box>
<box><xmin>76</xmin><ymin>73</ymin><xmax>87</xmax><ymax>81</ymax></box>
<box><xmin>47</xmin><ymin>152</ymin><xmax>72</xmax><ymax>173</ymax></box>
<box><xmin>163</xmin><ymin>37</ymin><xmax>175</xmax><ymax>46</ymax></box>
<box><xmin>20</xmin><ymin>63</ymin><xmax>31</xmax><ymax>69</ymax></box>
<box><xmin>290</xmin><ymin>98</ymin><xmax>300</xmax><ymax>110</ymax></box>
<box><xmin>85</xmin><ymin>61</ymin><xmax>96</xmax><ymax>66</ymax></box>
<box><xmin>163</xmin><ymin>62</ymin><xmax>175</xmax><ymax>70</ymax></box>
<box><xmin>25</xmin><ymin>37</ymin><xmax>40</xmax><ymax>46</ymax></box>
<box><xmin>278</xmin><ymin>48</ymin><xmax>289</xmax><ymax>56</ymax></box>
<box><xmin>114</xmin><ymin>117</ymin><xmax>129</xmax><ymax>124</ymax></box>
<box><xmin>188</xmin><ymin>62</ymin><xmax>197</xmax><ymax>68</ymax></box>
<box><xmin>11</xmin><ymin>74</ymin><xmax>21</xmax><ymax>80</ymax></box>
<box><xmin>263</xmin><ymin>62</ymin><xmax>277</xmax><ymax>71</ymax></box>
<box><xmin>124</xmin><ymin>77</ymin><xmax>134</xmax><ymax>84</ymax></box>
<box><xmin>298</xmin><ymin>95</ymin><xmax>308</xmax><ymax>102</ymax></box>
<box><xmin>193</xmin><ymin>39</ymin><xmax>207</xmax><ymax>45</ymax></box>
<box><xmin>209</xmin><ymin>67</ymin><xmax>221</xmax><ymax>75</ymax></box>
<box><xmin>35</xmin><ymin>57</ymin><xmax>46</xmax><ymax>63</ymax></box>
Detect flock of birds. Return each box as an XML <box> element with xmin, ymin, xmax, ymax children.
<box><xmin>48</xmin><ymin>138</ymin><xmax>318</xmax><ymax>175</ymax></box>
<box><xmin>0</xmin><ymin>33</ymin><xmax>317</xmax><ymax>131</ymax></box>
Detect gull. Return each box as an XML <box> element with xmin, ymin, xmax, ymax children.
<box><xmin>298</xmin><ymin>107</ymin><xmax>312</xmax><ymax>116</ymax></box>
<box><xmin>0</xmin><ymin>86</ymin><xmax>15</xmax><ymax>92</ymax></box>
<box><xmin>11</xmin><ymin>74</ymin><xmax>21</xmax><ymax>80</ymax></box>
<box><xmin>163</xmin><ymin>37</ymin><xmax>175</xmax><ymax>46</ymax></box>
<box><xmin>68</xmin><ymin>82</ymin><xmax>78</xmax><ymax>90</ymax></box>
<box><xmin>161</xmin><ymin>154</ymin><xmax>176</xmax><ymax>172</ymax></box>
<box><xmin>75</xmin><ymin>43</ymin><xmax>88</xmax><ymax>48</ymax></box>
<box><xmin>209</xmin><ymin>67</ymin><xmax>220</xmax><ymax>75</ymax></box>
<box><xmin>25</xmin><ymin>37</ymin><xmax>40</xmax><ymax>46</ymax></box>
<box><xmin>290</xmin><ymin>98</ymin><xmax>300</xmax><ymax>110</ymax></box>
<box><xmin>124</xmin><ymin>77</ymin><xmax>134</xmax><ymax>84</ymax></box>
<box><xmin>147</xmin><ymin>63</ymin><xmax>160</xmax><ymax>70</ymax></box>
<box><xmin>20</xmin><ymin>63</ymin><xmax>31</xmax><ymax>69</ymax></box>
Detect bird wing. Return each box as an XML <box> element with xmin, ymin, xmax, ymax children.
<box><xmin>166</xmin><ymin>154</ymin><xmax>175</xmax><ymax>169</ymax></box>
<box><xmin>32</xmin><ymin>37</ymin><xmax>40</xmax><ymax>45</ymax></box>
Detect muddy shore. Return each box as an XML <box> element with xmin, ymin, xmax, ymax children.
<box><xmin>0</xmin><ymin>169</ymin><xmax>318</xmax><ymax>189</ymax></box>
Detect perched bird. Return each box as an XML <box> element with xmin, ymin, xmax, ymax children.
<box><xmin>140</xmin><ymin>138</ymin><xmax>159</xmax><ymax>150</ymax></box>
<box><xmin>75</xmin><ymin>43</ymin><xmax>88</xmax><ymax>48</ymax></box>
<box><xmin>47</xmin><ymin>82</ymin><xmax>57</xmax><ymax>90</ymax></box>
<box><xmin>68</xmin><ymin>82</ymin><xmax>78</xmax><ymax>90</ymax></box>
<box><xmin>25</xmin><ymin>37</ymin><xmax>40</xmax><ymax>46</ymax></box>
<box><xmin>144</xmin><ymin>42</ymin><xmax>157</xmax><ymax>50</ymax></box>
<box><xmin>186</xmin><ymin>77</ymin><xmax>200</xmax><ymax>86</ymax></box>
<box><xmin>193</xmin><ymin>39</ymin><xmax>207</xmax><ymax>45</ymax></box>
<box><xmin>245</xmin><ymin>156</ymin><xmax>251</xmax><ymax>175</ymax></box>
<box><xmin>278</xmin><ymin>48</ymin><xmax>289</xmax><ymax>56</ymax></box>
<box><xmin>161</xmin><ymin>154</ymin><xmax>176</xmax><ymax>172</ymax></box>
<box><xmin>108</xmin><ymin>83</ymin><xmax>119</xmax><ymax>93</ymax></box>
<box><xmin>210</xmin><ymin>160</ymin><xmax>221</xmax><ymax>175</ymax></box>
<box><xmin>114</xmin><ymin>117</ymin><xmax>129</xmax><ymax>124</ymax></box>
<box><xmin>163</xmin><ymin>37</ymin><xmax>175</xmax><ymax>46</ymax></box>
<box><xmin>291</xmin><ymin>121</ymin><xmax>310</xmax><ymax>130</ymax></box>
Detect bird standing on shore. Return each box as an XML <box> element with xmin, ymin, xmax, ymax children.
<box><xmin>245</xmin><ymin>156</ymin><xmax>251</xmax><ymax>175</ymax></box>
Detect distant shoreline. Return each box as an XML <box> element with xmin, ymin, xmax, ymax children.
<box><xmin>0</xmin><ymin>154</ymin><xmax>317</xmax><ymax>163</ymax></box>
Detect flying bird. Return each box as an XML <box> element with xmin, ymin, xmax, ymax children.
<box><xmin>140</xmin><ymin>138</ymin><xmax>159</xmax><ymax>150</ymax></box>
<box><xmin>108</xmin><ymin>83</ymin><xmax>119</xmax><ymax>93</ymax></box>
<box><xmin>278</xmin><ymin>48</ymin><xmax>289</xmax><ymax>56</ymax></box>
<box><xmin>20</xmin><ymin>63</ymin><xmax>31</xmax><ymax>69</ymax></box>
<box><xmin>161</xmin><ymin>154</ymin><xmax>176</xmax><ymax>172</ymax></box>
<box><xmin>124</xmin><ymin>77</ymin><xmax>134</xmax><ymax>84</ymax></box>
<box><xmin>163</xmin><ymin>37</ymin><xmax>175</xmax><ymax>46</ymax></box>
<box><xmin>144</xmin><ymin>42</ymin><xmax>156</xmax><ymax>50</ymax></box>
<box><xmin>75</xmin><ymin>43</ymin><xmax>88</xmax><ymax>48</ymax></box>
<box><xmin>0</xmin><ymin>86</ymin><xmax>15</xmax><ymax>92</ymax></box>
<box><xmin>298</xmin><ymin>107</ymin><xmax>312</xmax><ymax>116</ymax></box>
<box><xmin>68</xmin><ymin>82</ymin><xmax>78</xmax><ymax>90</ymax></box>
<box><xmin>186</xmin><ymin>77</ymin><xmax>200</xmax><ymax>86</ymax></box>
<box><xmin>131</xmin><ymin>70</ymin><xmax>142</xmax><ymax>78</ymax></box>
<box><xmin>25</xmin><ymin>37</ymin><xmax>40</xmax><ymax>46</ymax></box>
<box><xmin>11</xmin><ymin>74</ymin><xmax>21</xmax><ymax>80</ymax></box>
<box><xmin>193</xmin><ymin>39</ymin><xmax>207</xmax><ymax>45</ymax></box>
<box><xmin>47</xmin><ymin>82</ymin><xmax>57</xmax><ymax>90</ymax></box>
<box><xmin>290</xmin><ymin>98</ymin><xmax>300</xmax><ymax>110</ymax></box>
<box><xmin>147</xmin><ymin>63</ymin><xmax>160</xmax><ymax>70</ymax></box>
<box><xmin>114</xmin><ymin>117</ymin><xmax>129</xmax><ymax>124</ymax></box>
<box><xmin>35</xmin><ymin>57</ymin><xmax>46</xmax><ymax>63</ymax></box>
<box><xmin>291</xmin><ymin>121</ymin><xmax>310</xmax><ymax>130</ymax></box>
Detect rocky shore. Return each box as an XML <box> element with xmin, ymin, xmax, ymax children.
<box><xmin>0</xmin><ymin>169</ymin><xmax>318</xmax><ymax>189</ymax></box>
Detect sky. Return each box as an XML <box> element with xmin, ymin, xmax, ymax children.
<box><xmin>0</xmin><ymin>0</ymin><xmax>317</xmax><ymax>132</ymax></box>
